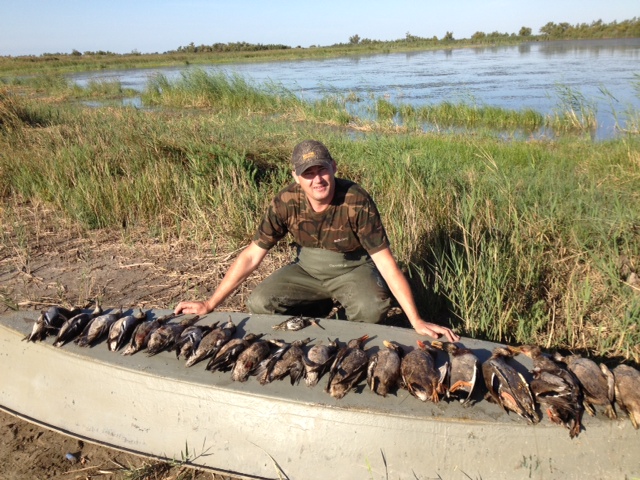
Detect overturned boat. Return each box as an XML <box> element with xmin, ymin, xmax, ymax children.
<box><xmin>1</xmin><ymin>309</ymin><xmax>638</xmax><ymax>479</ymax></box>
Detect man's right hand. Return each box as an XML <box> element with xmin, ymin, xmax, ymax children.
<box><xmin>174</xmin><ymin>301</ymin><xmax>211</xmax><ymax>316</ymax></box>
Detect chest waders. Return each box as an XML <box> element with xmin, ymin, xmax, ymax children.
<box><xmin>246</xmin><ymin>247</ymin><xmax>391</xmax><ymax>323</ymax></box>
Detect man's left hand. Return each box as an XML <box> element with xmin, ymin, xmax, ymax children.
<box><xmin>412</xmin><ymin>319</ymin><xmax>460</xmax><ymax>342</ymax></box>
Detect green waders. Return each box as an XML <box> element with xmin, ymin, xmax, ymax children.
<box><xmin>246</xmin><ymin>247</ymin><xmax>392</xmax><ymax>323</ymax></box>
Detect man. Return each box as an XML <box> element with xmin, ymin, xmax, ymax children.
<box><xmin>175</xmin><ymin>140</ymin><xmax>458</xmax><ymax>342</ymax></box>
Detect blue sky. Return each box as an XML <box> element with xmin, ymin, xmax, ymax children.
<box><xmin>1</xmin><ymin>0</ymin><xmax>638</xmax><ymax>56</ymax></box>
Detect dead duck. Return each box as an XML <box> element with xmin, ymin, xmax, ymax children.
<box><xmin>272</xmin><ymin>315</ymin><xmax>324</xmax><ymax>331</ymax></box>
<box><xmin>612</xmin><ymin>364</ymin><xmax>640</xmax><ymax>429</ymax></box>
<box><xmin>187</xmin><ymin>317</ymin><xmax>236</xmax><ymax>367</ymax></box>
<box><xmin>206</xmin><ymin>332</ymin><xmax>265</xmax><ymax>372</ymax></box>
<box><xmin>483</xmin><ymin>346</ymin><xmax>539</xmax><ymax>424</ymax></box>
<box><xmin>325</xmin><ymin>335</ymin><xmax>370</xmax><ymax>399</ymax></box>
<box><xmin>122</xmin><ymin>312</ymin><xmax>176</xmax><ymax>356</ymax></box>
<box><xmin>24</xmin><ymin>305</ymin><xmax>81</xmax><ymax>342</ymax></box>
<box><xmin>231</xmin><ymin>338</ymin><xmax>281</xmax><ymax>382</ymax></box>
<box><xmin>107</xmin><ymin>308</ymin><xmax>147</xmax><ymax>352</ymax></box>
<box><xmin>173</xmin><ymin>322</ymin><xmax>217</xmax><ymax>360</ymax></box>
<box><xmin>53</xmin><ymin>303</ymin><xmax>103</xmax><ymax>348</ymax></box>
<box><xmin>206</xmin><ymin>332</ymin><xmax>263</xmax><ymax>372</ymax></box>
<box><xmin>431</xmin><ymin>341</ymin><xmax>479</xmax><ymax>406</ymax></box>
<box><xmin>146</xmin><ymin>315</ymin><xmax>200</xmax><ymax>356</ymax></box>
<box><xmin>516</xmin><ymin>345</ymin><xmax>582</xmax><ymax>438</ymax></box>
<box><xmin>75</xmin><ymin>307</ymin><xmax>124</xmax><ymax>347</ymax></box>
<box><xmin>259</xmin><ymin>338</ymin><xmax>311</xmax><ymax>386</ymax></box>
<box><xmin>553</xmin><ymin>352</ymin><xmax>616</xmax><ymax>419</ymax></box>
<box><xmin>367</xmin><ymin>340</ymin><xmax>403</xmax><ymax>397</ymax></box>
<box><xmin>401</xmin><ymin>340</ymin><xmax>447</xmax><ymax>403</ymax></box>
<box><xmin>304</xmin><ymin>339</ymin><xmax>339</xmax><ymax>387</ymax></box>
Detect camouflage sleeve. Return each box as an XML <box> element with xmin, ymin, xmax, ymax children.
<box><xmin>252</xmin><ymin>196</ymin><xmax>288</xmax><ymax>250</ymax></box>
<box><xmin>351</xmin><ymin>187</ymin><xmax>390</xmax><ymax>254</ymax></box>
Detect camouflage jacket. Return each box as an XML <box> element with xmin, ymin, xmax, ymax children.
<box><xmin>253</xmin><ymin>178</ymin><xmax>390</xmax><ymax>255</ymax></box>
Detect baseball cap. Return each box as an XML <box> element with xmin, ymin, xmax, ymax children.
<box><xmin>291</xmin><ymin>140</ymin><xmax>334</xmax><ymax>176</ymax></box>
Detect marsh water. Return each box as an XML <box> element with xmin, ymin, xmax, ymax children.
<box><xmin>72</xmin><ymin>38</ymin><xmax>640</xmax><ymax>140</ymax></box>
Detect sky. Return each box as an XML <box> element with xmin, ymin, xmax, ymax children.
<box><xmin>1</xmin><ymin>0</ymin><xmax>638</xmax><ymax>56</ymax></box>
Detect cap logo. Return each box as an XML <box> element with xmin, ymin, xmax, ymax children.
<box><xmin>302</xmin><ymin>152</ymin><xmax>316</xmax><ymax>161</ymax></box>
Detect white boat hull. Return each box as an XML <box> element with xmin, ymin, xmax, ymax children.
<box><xmin>1</xmin><ymin>310</ymin><xmax>638</xmax><ymax>479</ymax></box>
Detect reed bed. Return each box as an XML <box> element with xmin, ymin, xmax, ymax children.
<box><xmin>142</xmin><ymin>69</ymin><xmax>353</xmax><ymax>127</ymax></box>
<box><xmin>395</xmin><ymin>100</ymin><xmax>544</xmax><ymax>131</ymax></box>
<box><xmin>141</xmin><ymin>69</ymin><xmax>601</xmax><ymax>135</ymax></box>
<box><xmin>1</xmin><ymin>76</ymin><xmax>639</xmax><ymax>362</ymax></box>
<box><xmin>2</xmin><ymin>74</ymin><xmax>137</xmax><ymax>101</ymax></box>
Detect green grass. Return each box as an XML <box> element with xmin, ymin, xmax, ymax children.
<box><xmin>141</xmin><ymin>69</ymin><xmax>354</xmax><ymax>127</ymax></box>
<box><xmin>1</xmin><ymin>72</ymin><xmax>639</xmax><ymax>362</ymax></box>
<box><xmin>1</xmin><ymin>73</ymin><xmax>138</xmax><ymax>101</ymax></box>
<box><xmin>397</xmin><ymin>100</ymin><xmax>544</xmax><ymax>132</ymax></box>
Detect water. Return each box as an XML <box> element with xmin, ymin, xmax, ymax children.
<box><xmin>72</xmin><ymin>39</ymin><xmax>640</xmax><ymax>140</ymax></box>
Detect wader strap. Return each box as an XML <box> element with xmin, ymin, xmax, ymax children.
<box><xmin>296</xmin><ymin>246</ymin><xmax>371</xmax><ymax>281</ymax></box>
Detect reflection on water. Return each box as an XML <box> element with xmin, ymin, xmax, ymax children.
<box><xmin>70</xmin><ymin>39</ymin><xmax>640</xmax><ymax>140</ymax></box>
<box><xmin>518</xmin><ymin>44</ymin><xmax>531</xmax><ymax>55</ymax></box>
<box><xmin>81</xmin><ymin>96</ymin><xmax>143</xmax><ymax>109</ymax></box>
<box><xmin>536</xmin><ymin>38</ymin><xmax>640</xmax><ymax>56</ymax></box>
<box><xmin>122</xmin><ymin>97</ymin><xmax>142</xmax><ymax>108</ymax></box>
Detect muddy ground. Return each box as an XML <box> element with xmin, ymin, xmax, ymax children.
<box><xmin>0</xmin><ymin>202</ymin><xmax>408</xmax><ymax>480</ymax></box>
<box><xmin>0</xmin><ymin>202</ymin><xmax>292</xmax><ymax>480</ymax></box>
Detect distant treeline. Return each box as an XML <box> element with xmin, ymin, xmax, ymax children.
<box><xmin>338</xmin><ymin>17</ymin><xmax>640</xmax><ymax>47</ymax></box>
<box><xmin>167</xmin><ymin>16</ymin><xmax>640</xmax><ymax>52</ymax></box>
<box><xmin>538</xmin><ymin>17</ymin><xmax>640</xmax><ymax>39</ymax></box>
<box><xmin>170</xmin><ymin>41</ymin><xmax>291</xmax><ymax>54</ymax></box>
<box><xmin>12</xmin><ymin>17</ymin><xmax>640</xmax><ymax>58</ymax></box>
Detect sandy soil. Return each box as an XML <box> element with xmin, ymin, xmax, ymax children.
<box><xmin>0</xmin><ymin>202</ymin><xmax>290</xmax><ymax>480</ymax></box>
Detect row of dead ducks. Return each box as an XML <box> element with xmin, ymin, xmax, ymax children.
<box><xmin>24</xmin><ymin>304</ymin><xmax>640</xmax><ymax>437</ymax></box>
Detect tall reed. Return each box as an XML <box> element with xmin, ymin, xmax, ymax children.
<box><xmin>1</xmin><ymin>81</ymin><xmax>639</xmax><ymax>361</ymax></box>
<box><xmin>546</xmin><ymin>85</ymin><xmax>598</xmax><ymax>133</ymax></box>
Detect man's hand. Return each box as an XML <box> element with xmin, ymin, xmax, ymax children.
<box><xmin>174</xmin><ymin>301</ymin><xmax>211</xmax><ymax>316</ymax></box>
<box><xmin>412</xmin><ymin>318</ymin><xmax>460</xmax><ymax>342</ymax></box>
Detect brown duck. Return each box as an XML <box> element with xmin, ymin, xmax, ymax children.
<box><xmin>401</xmin><ymin>340</ymin><xmax>447</xmax><ymax>403</ymax></box>
<box><xmin>553</xmin><ymin>352</ymin><xmax>616</xmax><ymax>419</ymax></box>
<box><xmin>231</xmin><ymin>337</ymin><xmax>280</xmax><ymax>382</ymax></box>
<box><xmin>146</xmin><ymin>314</ymin><xmax>200</xmax><ymax>356</ymax></box>
<box><xmin>185</xmin><ymin>317</ymin><xmax>236</xmax><ymax>367</ymax></box>
<box><xmin>122</xmin><ymin>311</ymin><xmax>176</xmax><ymax>356</ymax></box>
<box><xmin>206</xmin><ymin>332</ymin><xmax>265</xmax><ymax>372</ymax></box>
<box><xmin>259</xmin><ymin>338</ymin><xmax>311</xmax><ymax>386</ymax></box>
<box><xmin>303</xmin><ymin>339</ymin><xmax>338</xmax><ymax>387</ymax></box>
<box><xmin>53</xmin><ymin>303</ymin><xmax>103</xmax><ymax>348</ymax></box>
<box><xmin>174</xmin><ymin>323</ymin><xmax>216</xmax><ymax>360</ymax></box>
<box><xmin>325</xmin><ymin>335</ymin><xmax>370</xmax><ymax>399</ymax></box>
<box><xmin>431</xmin><ymin>341</ymin><xmax>479</xmax><ymax>406</ymax></box>
<box><xmin>107</xmin><ymin>308</ymin><xmax>147</xmax><ymax>352</ymax></box>
<box><xmin>483</xmin><ymin>346</ymin><xmax>539</xmax><ymax>424</ymax></box>
<box><xmin>516</xmin><ymin>345</ymin><xmax>582</xmax><ymax>437</ymax></box>
<box><xmin>367</xmin><ymin>340</ymin><xmax>403</xmax><ymax>397</ymax></box>
<box><xmin>612</xmin><ymin>364</ymin><xmax>640</xmax><ymax>429</ymax></box>
<box><xmin>75</xmin><ymin>307</ymin><xmax>124</xmax><ymax>347</ymax></box>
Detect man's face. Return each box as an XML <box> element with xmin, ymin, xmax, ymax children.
<box><xmin>293</xmin><ymin>161</ymin><xmax>336</xmax><ymax>211</ymax></box>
